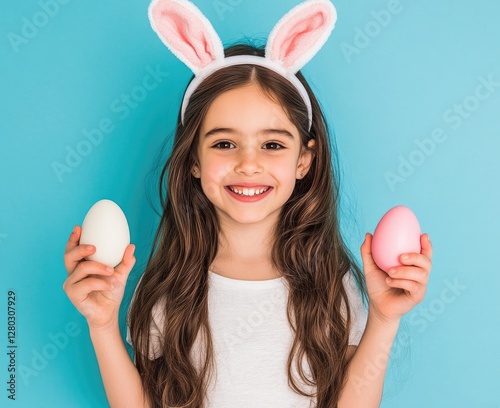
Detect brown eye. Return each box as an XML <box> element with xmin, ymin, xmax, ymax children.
<box><xmin>212</xmin><ymin>141</ymin><xmax>234</xmax><ymax>149</ymax></box>
<box><xmin>263</xmin><ymin>142</ymin><xmax>284</xmax><ymax>150</ymax></box>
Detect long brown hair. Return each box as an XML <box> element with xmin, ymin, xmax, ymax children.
<box><xmin>128</xmin><ymin>43</ymin><xmax>368</xmax><ymax>408</ymax></box>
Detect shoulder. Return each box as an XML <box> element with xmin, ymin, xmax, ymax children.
<box><xmin>342</xmin><ymin>269</ymin><xmax>364</xmax><ymax>301</ymax></box>
<box><xmin>341</xmin><ymin>269</ymin><xmax>368</xmax><ymax>345</ymax></box>
<box><xmin>151</xmin><ymin>297</ymin><xmax>167</xmax><ymax>329</ymax></box>
<box><xmin>346</xmin><ymin>345</ymin><xmax>357</xmax><ymax>362</ymax></box>
<box><xmin>342</xmin><ymin>269</ymin><xmax>367</xmax><ymax>309</ymax></box>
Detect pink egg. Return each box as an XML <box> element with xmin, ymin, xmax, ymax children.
<box><xmin>371</xmin><ymin>206</ymin><xmax>421</xmax><ymax>273</ymax></box>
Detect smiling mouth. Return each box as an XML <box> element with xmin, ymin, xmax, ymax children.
<box><xmin>226</xmin><ymin>186</ymin><xmax>272</xmax><ymax>196</ymax></box>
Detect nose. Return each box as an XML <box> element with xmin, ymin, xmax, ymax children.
<box><xmin>233</xmin><ymin>146</ymin><xmax>264</xmax><ymax>175</ymax></box>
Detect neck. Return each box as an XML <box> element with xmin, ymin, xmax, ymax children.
<box><xmin>211</xmin><ymin>212</ymin><xmax>281</xmax><ymax>279</ymax></box>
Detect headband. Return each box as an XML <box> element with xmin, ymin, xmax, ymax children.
<box><xmin>148</xmin><ymin>0</ymin><xmax>337</xmax><ymax>131</ymax></box>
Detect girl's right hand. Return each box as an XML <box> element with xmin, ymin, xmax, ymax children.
<box><xmin>62</xmin><ymin>225</ymin><xmax>136</xmax><ymax>330</ymax></box>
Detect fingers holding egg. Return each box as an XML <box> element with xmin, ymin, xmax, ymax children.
<box><xmin>63</xmin><ymin>226</ymin><xmax>86</xmax><ymax>273</ymax></box>
<box><xmin>66</xmin><ymin>260</ymin><xmax>115</xmax><ymax>286</ymax></box>
<box><xmin>385</xmin><ymin>276</ymin><xmax>426</xmax><ymax>303</ymax></box>
<box><xmin>420</xmin><ymin>233</ymin><xmax>433</xmax><ymax>261</ymax></box>
<box><xmin>387</xmin><ymin>265</ymin><xmax>429</xmax><ymax>285</ymax></box>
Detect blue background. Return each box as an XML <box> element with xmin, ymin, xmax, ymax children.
<box><xmin>1</xmin><ymin>0</ymin><xmax>499</xmax><ymax>406</ymax></box>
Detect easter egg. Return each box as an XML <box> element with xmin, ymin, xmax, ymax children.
<box><xmin>79</xmin><ymin>199</ymin><xmax>130</xmax><ymax>268</ymax></box>
<box><xmin>371</xmin><ymin>205</ymin><xmax>421</xmax><ymax>273</ymax></box>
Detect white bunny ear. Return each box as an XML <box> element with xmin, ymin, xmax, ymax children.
<box><xmin>266</xmin><ymin>0</ymin><xmax>337</xmax><ymax>74</ymax></box>
<box><xmin>148</xmin><ymin>0</ymin><xmax>225</xmax><ymax>75</ymax></box>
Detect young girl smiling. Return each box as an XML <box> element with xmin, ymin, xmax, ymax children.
<box><xmin>63</xmin><ymin>1</ymin><xmax>432</xmax><ymax>407</ymax></box>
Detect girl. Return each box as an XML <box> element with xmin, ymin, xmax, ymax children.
<box><xmin>63</xmin><ymin>1</ymin><xmax>432</xmax><ymax>407</ymax></box>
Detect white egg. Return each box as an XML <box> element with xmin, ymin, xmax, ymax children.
<box><xmin>79</xmin><ymin>199</ymin><xmax>130</xmax><ymax>268</ymax></box>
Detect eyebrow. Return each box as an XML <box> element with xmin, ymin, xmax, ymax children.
<box><xmin>203</xmin><ymin>127</ymin><xmax>295</xmax><ymax>139</ymax></box>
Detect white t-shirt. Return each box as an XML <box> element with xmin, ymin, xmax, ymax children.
<box><xmin>126</xmin><ymin>270</ymin><xmax>367</xmax><ymax>408</ymax></box>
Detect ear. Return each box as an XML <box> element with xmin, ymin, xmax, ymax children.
<box><xmin>297</xmin><ymin>139</ymin><xmax>316</xmax><ymax>178</ymax></box>
<box><xmin>192</xmin><ymin>164</ymin><xmax>200</xmax><ymax>178</ymax></box>
<box><xmin>148</xmin><ymin>0</ymin><xmax>225</xmax><ymax>75</ymax></box>
<box><xmin>266</xmin><ymin>0</ymin><xmax>337</xmax><ymax>75</ymax></box>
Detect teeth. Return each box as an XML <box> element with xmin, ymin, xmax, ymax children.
<box><xmin>229</xmin><ymin>186</ymin><xmax>270</xmax><ymax>196</ymax></box>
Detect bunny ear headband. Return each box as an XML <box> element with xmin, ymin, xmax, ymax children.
<box><xmin>148</xmin><ymin>0</ymin><xmax>337</xmax><ymax>131</ymax></box>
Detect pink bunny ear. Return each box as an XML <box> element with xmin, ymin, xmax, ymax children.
<box><xmin>266</xmin><ymin>0</ymin><xmax>337</xmax><ymax>74</ymax></box>
<box><xmin>148</xmin><ymin>0</ymin><xmax>224</xmax><ymax>75</ymax></box>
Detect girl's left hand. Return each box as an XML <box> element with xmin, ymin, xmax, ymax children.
<box><xmin>360</xmin><ymin>233</ymin><xmax>433</xmax><ymax>323</ymax></box>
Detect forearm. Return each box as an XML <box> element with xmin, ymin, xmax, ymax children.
<box><xmin>338</xmin><ymin>311</ymin><xmax>400</xmax><ymax>408</ymax></box>
<box><xmin>89</xmin><ymin>320</ymin><xmax>149</xmax><ymax>408</ymax></box>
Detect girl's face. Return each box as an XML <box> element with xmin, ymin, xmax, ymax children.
<box><xmin>194</xmin><ymin>82</ymin><xmax>315</xmax><ymax>225</ymax></box>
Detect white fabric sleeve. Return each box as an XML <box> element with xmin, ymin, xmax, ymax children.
<box><xmin>342</xmin><ymin>270</ymin><xmax>368</xmax><ymax>346</ymax></box>
<box><xmin>126</xmin><ymin>300</ymin><xmax>165</xmax><ymax>360</ymax></box>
